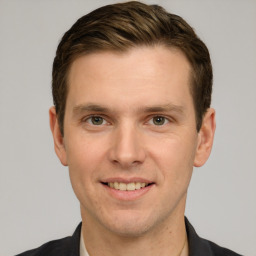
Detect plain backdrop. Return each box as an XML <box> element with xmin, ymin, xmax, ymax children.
<box><xmin>0</xmin><ymin>0</ymin><xmax>255</xmax><ymax>255</ymax></box>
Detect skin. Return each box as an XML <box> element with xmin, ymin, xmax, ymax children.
<box><xmin>50</xmin><ymin>45</ymin><xmax>215</xmax><ymax>256</ymax></box>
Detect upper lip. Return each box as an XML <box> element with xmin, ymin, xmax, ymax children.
<box><xmin>101</xmin><ymin>177</ymin><xmax>154</xmax><ymax>184</ymax></box>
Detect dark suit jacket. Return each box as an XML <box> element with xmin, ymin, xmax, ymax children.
<box><xmin>16</xmin><ymin>218</ymin><xmax>242</xmax><ymax>256</ymax></box>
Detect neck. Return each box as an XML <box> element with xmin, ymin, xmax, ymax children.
<box><xmin>81</xmin><ymin>204</ymin><xmax>189</xmax><ymax>256</ymax></box>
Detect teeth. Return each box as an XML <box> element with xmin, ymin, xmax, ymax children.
<box><xmin>119</xmin><ymin>183</ymin><xmax>126</xmax><ymax>191</ymax></box>
<box><xmin>135</xmin><ymin>182</ymin><xmax>141</xmax><ymax>190</ymax></box>
<box><xmin>127</xmin><ymin>183</ymin><xmax>135</xmax><ymax>191</ymax></box>
<box><xmin>114</xmin><ymin>182</ymin><xmax>119</xmax><ymax>189</ymax></box>
<box><xmin>107</xmin><ymin>182</ymin><xmax>149</xmax><ymax>191</ymax></box>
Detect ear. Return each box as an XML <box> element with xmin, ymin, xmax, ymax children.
<box><xmin>194</xmin><ymin>108</ymin><xmax>216</xmax><ymax>167</ymax></box>
<box><xmin>49</xmin><ymin>106</ymin><xmax>68</xmax><ymax>166</ymax></box>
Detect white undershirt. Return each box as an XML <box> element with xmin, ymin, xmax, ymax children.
<box><xmin>80</xmin><ymin>229</ymin><xmax>90</xmax><ymax>256</ymax></box>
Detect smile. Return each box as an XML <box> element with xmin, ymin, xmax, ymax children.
<box><xmin>101</xmin><ymin>180</ymin><xmax>155</xmax><ymax>200</ymax></box>
<box><xmin>107</xmin><ymin>182</ymin><xmax>150</xmax><ymax>191</ymax></box>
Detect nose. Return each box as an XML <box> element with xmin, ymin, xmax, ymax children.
<box><xmin>108</xmin><ymin>123</ymin><xmax>146</xmax><ymax>169</ymax></box>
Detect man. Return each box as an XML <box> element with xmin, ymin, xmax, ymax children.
<box><xmin>17</xmin><ymin>1</ymin><xmax>241</xmax><ymax>256</ymax></box>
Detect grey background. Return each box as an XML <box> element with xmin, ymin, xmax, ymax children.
<box><xmin>0</xmin><ymin>0</ymin><xmax>255</xmax><ymax>255</ymax></box>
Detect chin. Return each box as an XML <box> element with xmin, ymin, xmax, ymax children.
<box><xmin>107</xmin><ymin>222</ymin><xmax>151</xmax><ymax>237</ymax></box>
<box><xmin>100</xmin><ymin>211</ymin><xmax>160</xmax><ymax>237</ymax></box>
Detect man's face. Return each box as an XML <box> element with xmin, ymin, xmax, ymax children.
<box><xmin>51</xmin><ymin>46</ymin><xmax>212</xmax><ymax>236</ymax></box>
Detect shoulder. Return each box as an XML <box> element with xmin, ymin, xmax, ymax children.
<box><xmin>185</xmin><ymin>218</ymin><xmax>243</xmax><ymax>256</ymax></box>
<box><xmin>15</xmin><ymin>223</ymin><xmax>82</xmax><ymax>256</ymax></box>
<box><xmin>205</xmin><ymin>238</ymin><xmax>242</xmax><ymax>256</ymax></box>
<box><xmin>15</xmin><ymin>237</ymin><xmax>72</xmax><ymax>256</ymax></box>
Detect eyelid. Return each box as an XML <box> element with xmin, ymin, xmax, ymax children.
<box><xmin>82</xmin><ymin>115</ymin><xmax>109</xmax><ymax>125</ymax></box>
<box><xmin>148</xmin><ymin>115</ymin><xmax>170</xmax><ymax>125</ymax></box>
<box><xmin>81</xmin><ymin>114</ymin><xmax>173</xmax><ymax>125</ymax></box>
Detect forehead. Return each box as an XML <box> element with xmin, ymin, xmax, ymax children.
<box><xmin>69</xmin><ymin>46</ymin><xmax>191</xmax><ymax>78</ymax></box>
<box><xmin>67</xmin><ymin>46</ymin><xmax>193</xmax><ymax>113</ymax></box>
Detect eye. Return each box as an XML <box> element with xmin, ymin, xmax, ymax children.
<box><xmin>149</xmin><ymin>116</ymin><xmax>169</xmax><ymax>126</ymax></box>
<box><xmin>86</xmin><ymin>116</ymin><xmax>107</xmax><ymax>125</ymax></box>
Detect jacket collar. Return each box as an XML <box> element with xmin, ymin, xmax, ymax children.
<box><xmin>185</xmin><ymin>217</ymin><xmax>214</xmax><ymax>256</ymax></box>
<box><xmin>70</xmin><ymin>222</ymin><xmax>82</xmax><ymax>256</ymax></box>
<box><xmin>71</xmin><ymin>218</ymin><xmax>213</xmax><ymax>256</ymax></box>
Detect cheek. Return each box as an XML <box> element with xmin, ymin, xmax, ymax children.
<box><xmin>149</xmin><ymin>135</ymin><xmax>196</xmax><ymax>184</ymax></box>
<box><xmin>64</xmin><ymin>134</ymin><xmax>107</xmax><ymax>195</ymax></box>
<box><xmin>65</xmin><ymin>132</ymin><xmax>106</xmax><ymax>169</ymax></box>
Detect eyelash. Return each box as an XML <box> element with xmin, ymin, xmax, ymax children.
<box><xmin>82</xmin><ymin>115</ymin><xmax>171</xmax><ymax>126</ymax></box>
<box><xmin>147</xmin><ymin>116</ymin><xmax>170</xmax><ymax>126</ymax></box>
<box><xmin>83</xmin><ymin>115</ymin><xmax>108</xmax><ymax>125</ymax></box>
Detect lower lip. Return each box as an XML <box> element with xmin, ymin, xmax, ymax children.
<box><xmin>103</xmin><ymin>184</ymin><xmax>154</xmax><ymax>201</ymax></box>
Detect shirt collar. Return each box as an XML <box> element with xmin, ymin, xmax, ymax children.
<box><xmin>80</xmin><ymin>228</ymin><xmax>90</xmax><ymax>256</ymax></box>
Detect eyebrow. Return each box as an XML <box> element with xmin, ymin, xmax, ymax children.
<box><xmin>141</xmin><ymin>104</ymin><xmax>184</xmax><ymax>114</ymax></box>
<box><xmin>72</xmin><ymin>103</ymin><xmax>185</xmax><ymax>116</ymax></box>
<box><xmin>73</xmin><ymin>104</ymin><xmax>109</xmax><ymax>115</ymax></box>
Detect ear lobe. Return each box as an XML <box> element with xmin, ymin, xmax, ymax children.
<box><xmin>49</xmin><ymin>106</ymin><xmax>68</xmax><ymax>166</ymax></box>
<box><xmin>194</xmin><ymin>108</ymin><xmax>216</xmax><ymax>167</ymax></box>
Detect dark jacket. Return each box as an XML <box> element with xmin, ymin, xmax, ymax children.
<box><xmin>16</xmin><ymin>218</ymin><xmax>242</xmax><ymax>256</ymax></box>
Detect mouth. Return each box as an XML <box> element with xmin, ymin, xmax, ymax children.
<box><xmin>101</xmin><ymin>179</ymin><xmax>155</xmax><ymax>201</ymax></box>
<box><xmin>102</xmin><ymin>182</ymin><xmax>153</xmax><ymax>191</ymax></box>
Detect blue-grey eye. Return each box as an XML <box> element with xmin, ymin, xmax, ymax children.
<box><xmin>152</xmin><ymin>116</ymin><xmax>166</xmax><ymax>125</ymax></box>
<box><xmin>90</xmin><ymin>116</ymin><xmax>104</xmax><ymax>125</ymax></box>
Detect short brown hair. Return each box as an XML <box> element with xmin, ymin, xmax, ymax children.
<box><xmin>52</xmin><ymin>1</ymin><xmax>212</xmax><ymax>135</ymax></box>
